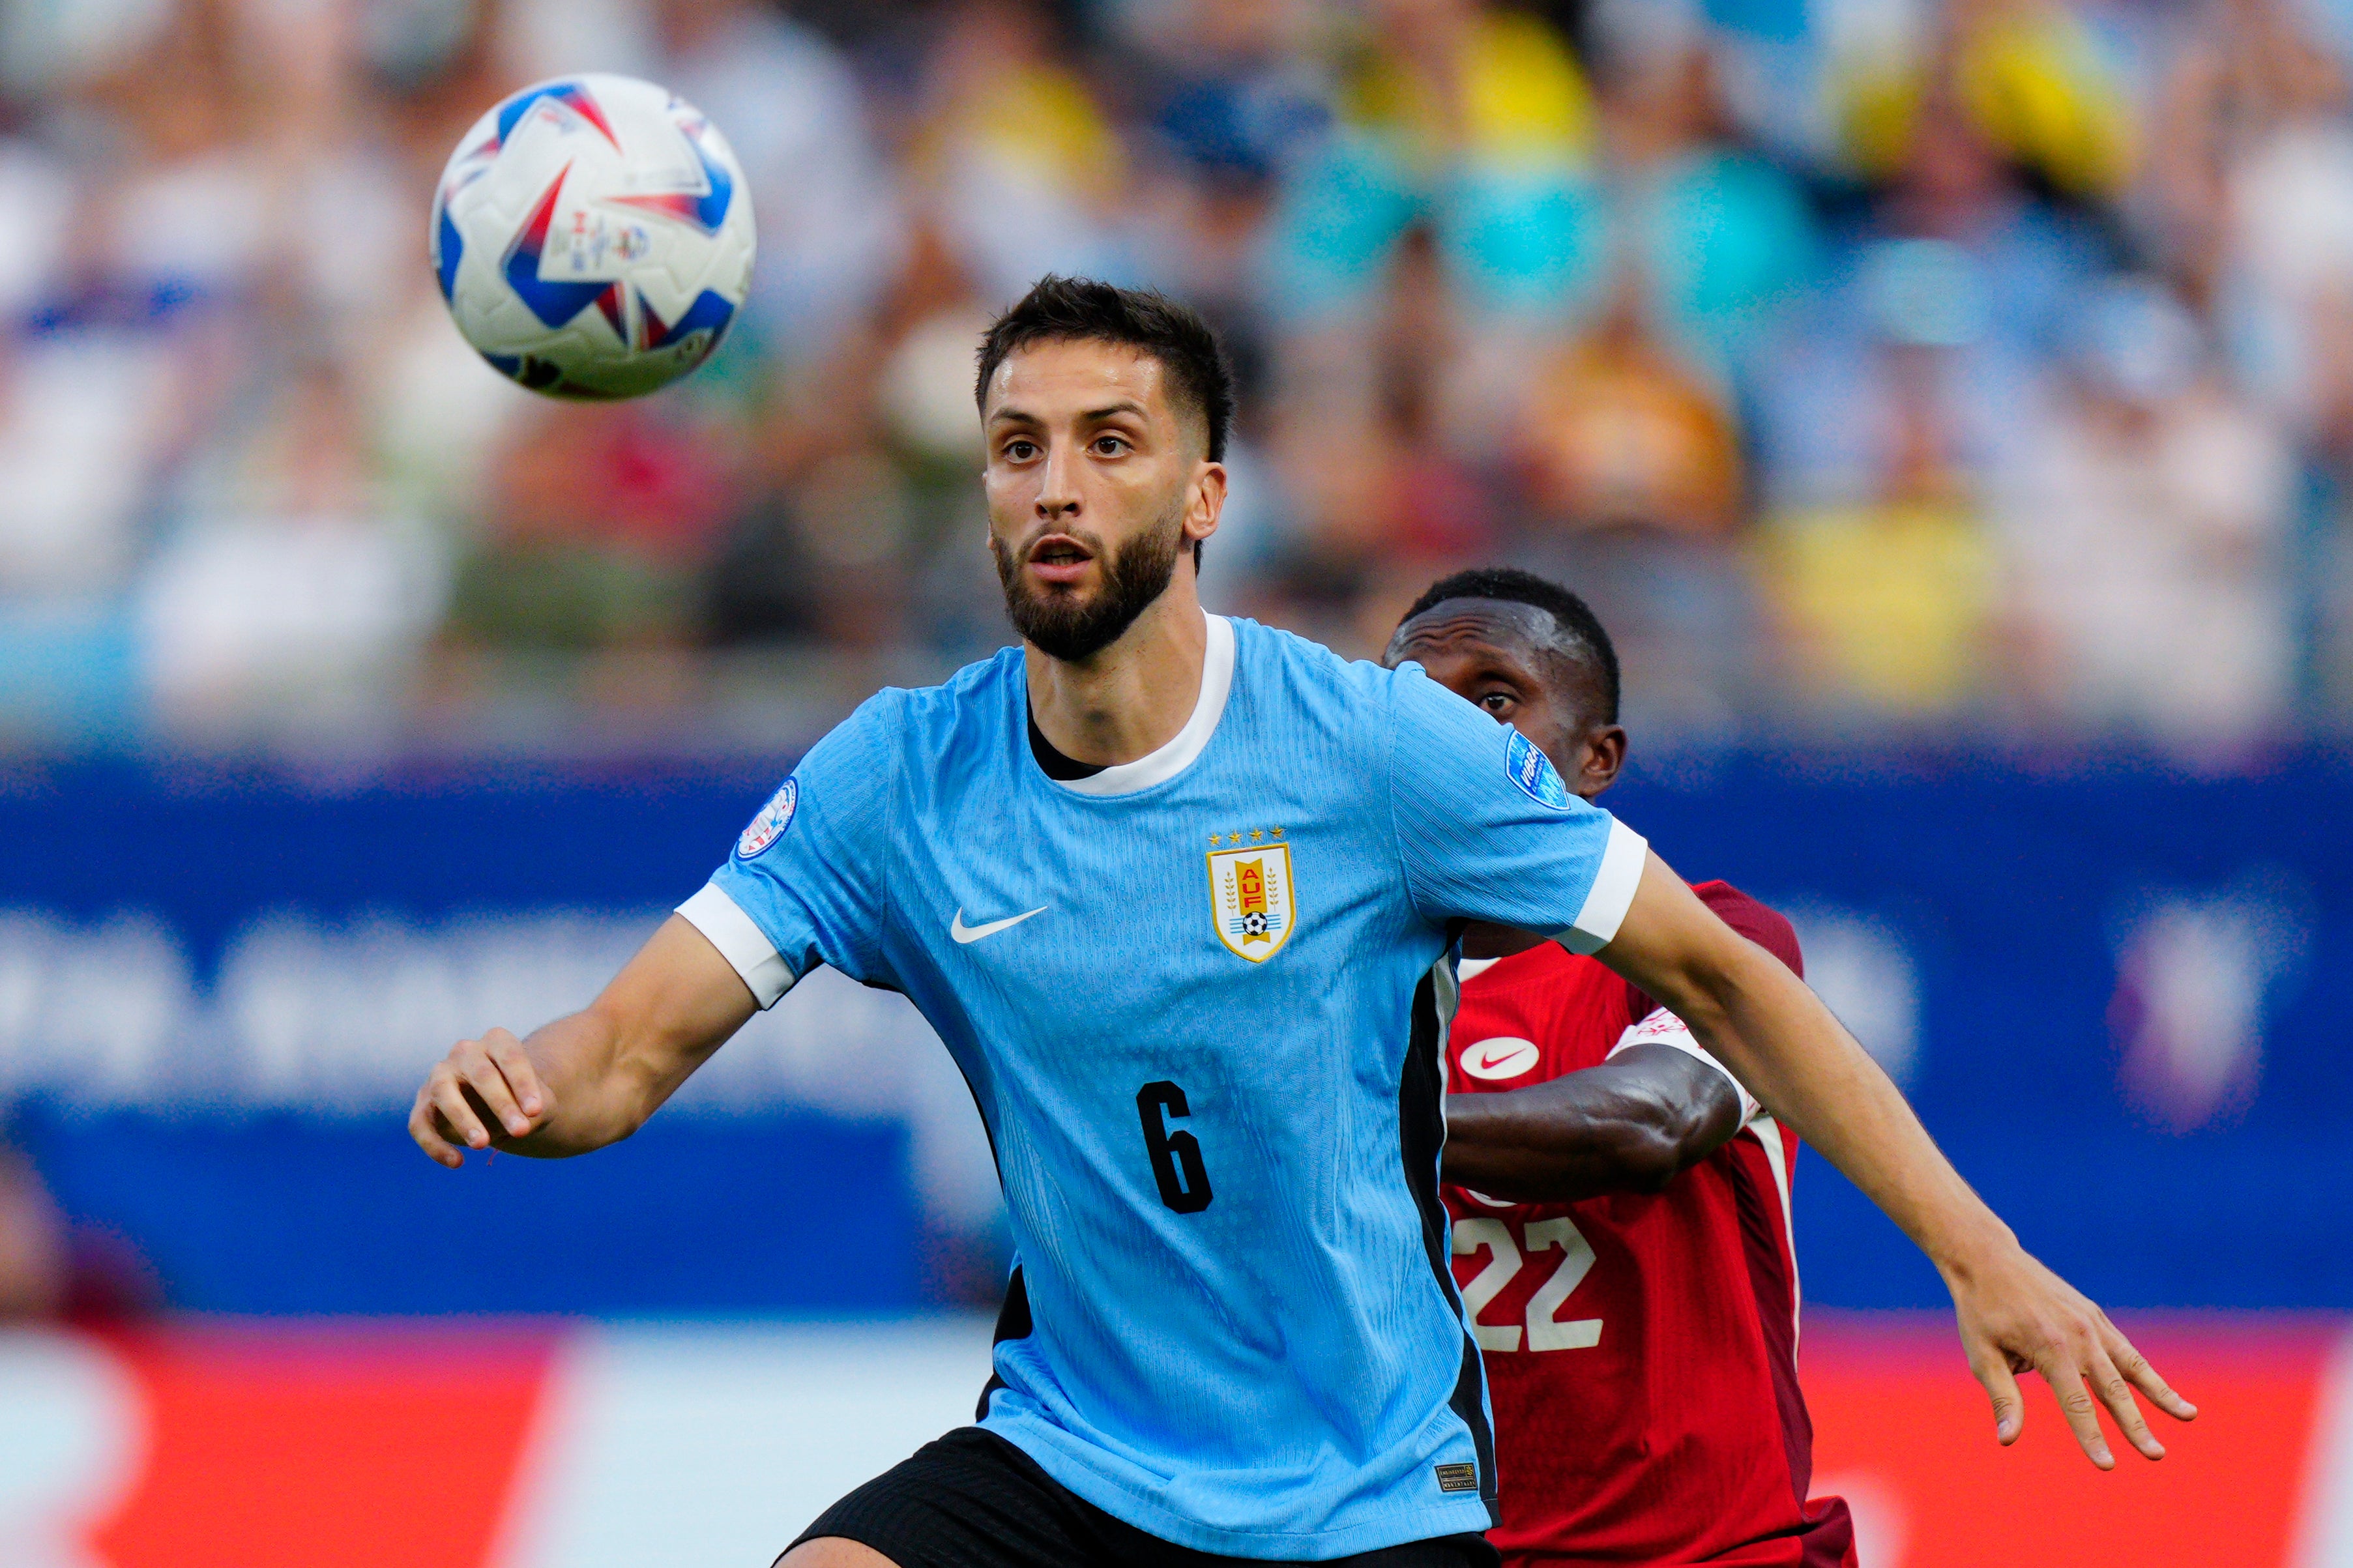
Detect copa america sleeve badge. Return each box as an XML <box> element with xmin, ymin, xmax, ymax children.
<box><xmin>1505</xmin><ymin>730</ymin><xmax>1575</xmax><ymax>811</ymax></box>
<box><xmin>735</xmin><ymin>779</ymin><xmax>798</xmax><ymax>858</ymax></box>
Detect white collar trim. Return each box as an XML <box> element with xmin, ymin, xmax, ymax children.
<box><xmin>1049</xmin><ymin>613</ymin><xmax>1235</xmax><ymax>796</ymax></box>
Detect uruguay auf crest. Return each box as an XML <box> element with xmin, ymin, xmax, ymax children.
<box><xmin>1207</xmin><ymin>841</ymin><xmax>1298</xmax><ymax>962</ymax></box>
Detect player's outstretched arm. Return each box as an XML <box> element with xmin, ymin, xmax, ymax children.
<box><xmin>408</xmin><ymin>914</ymin><xmax>758</xmax><ymax>1167</ymax></box>
<box><xmin>1442</xmin><ymin>1049</ymin><xmax>1742</xmax><ymax>1202</ymax></box>
<box><xmin>1594</xmin><ymin>851</ymin><xmax>2198</xmax><ymax>1470</ymax></box>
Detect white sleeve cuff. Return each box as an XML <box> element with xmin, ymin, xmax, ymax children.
<box><xmin>1608</xmin><ymin>1008</ymin><xmax>1762</xmax><ymax>1122</ymax></box>
<box><xmin>1555</xmin><ymin>817</ymin><xmax>1648</xmax><ymax>955</ymax></box>
<box><xmin>677</xmin><ymin>883</ymin><xmax>798</xmax><ymax>1008</ymax></box>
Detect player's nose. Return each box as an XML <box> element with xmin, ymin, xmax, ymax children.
<box><xmin>1036</xmin><ymin>441</ymin><xmax>1082</xmax><ymax>520</ymax></box>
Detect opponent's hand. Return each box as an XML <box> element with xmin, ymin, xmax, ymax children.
<box><xmin>1946</xmin><ymin>1238</ymin><xmax>2196</xmax><ymax>1468</ymax></box>
<box><xmin>409</xmin><ymin>1028</ymin><xmax>552</xmax><ymax>1168</ymax></box>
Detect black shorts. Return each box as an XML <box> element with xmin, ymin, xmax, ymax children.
<box><xmin>783</xmin><ymin>1425</ymin><xmax>1497</xmax><ymax>1568</ymax></box>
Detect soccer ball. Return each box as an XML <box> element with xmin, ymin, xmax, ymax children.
<box><xmin>430</xmin><ymin>74</ymin><xmax>756</xmax><ymax>399</ymax></box>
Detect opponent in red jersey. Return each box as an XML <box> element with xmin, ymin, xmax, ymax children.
<box><xmin>1386</xmin><ymin>569</ymin><xmax>1856</xmax><ymax>1568</ymax></box>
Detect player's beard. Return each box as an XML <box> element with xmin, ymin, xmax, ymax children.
<box><xmin>992</xmin><ymin>506</ymin><xmax>1186</xmax><ymax>663</ymax></box>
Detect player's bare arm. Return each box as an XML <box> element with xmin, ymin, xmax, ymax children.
<box><xmin>408</xmin><ymin>914</ymin><xmax>755</xmax><ymax>1167</ymax></box>
<box><xmin>1388</xmin><ymin>581</ymin><xmax>2195</xmax><ymax>1472</ymax></box>
<box><xmin>1597</xmin><ymin>859</ymin><xmax>2199</xmax><ymax>1468</ymax></box>
<box><xmin>1442</xmin><ymin>1046</ymin><xmax>1742</xmax><ymax>1202</ymax></box>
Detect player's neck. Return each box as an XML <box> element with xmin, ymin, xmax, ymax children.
<box><xmin>1026</xmin><ymin>573</ymin><xmax>1209</xmax><ymax>768</ymax></box>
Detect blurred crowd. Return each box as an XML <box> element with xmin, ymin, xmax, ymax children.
<box><xmin>3</xmin><ymin>0</ymin><xmax>2353</xmax><ymax>757</ymax></box>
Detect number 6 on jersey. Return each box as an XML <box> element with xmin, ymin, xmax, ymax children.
<box><xmin>1137</xmin><ymin>1081</ymin><xmax>1214</xmax><ymax>1213</ymax></box>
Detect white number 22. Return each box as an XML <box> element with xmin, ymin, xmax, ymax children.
<box><xmin>1451</xmin><ymin>1217</ymin><xmax>1603</xmax><ymax>1352</ymax></box>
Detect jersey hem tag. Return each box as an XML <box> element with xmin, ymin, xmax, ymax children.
<box><xmin>1433</xmin><ymin>1462</ymin><xmax>1480</xmax><ymax>1494</ymax></box>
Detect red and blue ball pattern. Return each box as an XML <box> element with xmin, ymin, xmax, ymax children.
<box><xmin>430</xmin><ymin>74</ymin><xmax>753</xmax><ymax>400</ymax></box>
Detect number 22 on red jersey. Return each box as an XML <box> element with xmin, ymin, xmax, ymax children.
<box><xmin>1453</xmin><ymin>1214</ymin><xmax>1603</xmax><ymax>1352</ymax></box>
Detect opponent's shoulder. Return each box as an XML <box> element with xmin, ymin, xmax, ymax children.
<box><xmin>1686</xmin><ymin>880</ymin><xmax>1802</xmax><ymax>978</ymax></box>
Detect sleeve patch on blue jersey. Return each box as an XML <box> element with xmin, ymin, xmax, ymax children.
<box><xmin>735</xmin><ymin>778</ymin><xmax>798</xmax><ymax>858</ymax></box>
<box><xmin>1505</xmin><ymin>731</ymin><xmax>1575</xmax><ymax>811</ymax></box>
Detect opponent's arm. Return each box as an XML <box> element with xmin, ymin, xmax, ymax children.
<box><xmin>1442</xmin><ymin>1047</ymin><xmax>1742</xmax><ymax>1202</ymax></box>
<box><xmin>408</xmin><ymin>914</ymin><xmax>757</xmax><ymax>1166</ymax></box>
<box><xmin>1594</xmin><ymin>852</ymin><xmax>2197</xmax><ymax>1468</ymax></box>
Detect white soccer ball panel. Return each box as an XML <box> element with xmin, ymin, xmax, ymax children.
<box><xmin>431</xmin><ymin>73</ymin><xmax>756</xmax><ymax>400</ymax></box>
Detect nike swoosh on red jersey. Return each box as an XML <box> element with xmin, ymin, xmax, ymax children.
<box><xmin>1460</xmin><ymin>1038</ymin><xmax>1540</xmax><ymax>1080</ymax></box>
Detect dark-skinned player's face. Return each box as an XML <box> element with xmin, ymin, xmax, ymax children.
<box><xmin>980</xmin><ymin>338</ymin><xmax>1223</xmax><ymax>661</ymax></box>
<box><xmin>1382</xmin><ymin>599</ymin><xmax>1626</xmax><ymax>800</ymax></box>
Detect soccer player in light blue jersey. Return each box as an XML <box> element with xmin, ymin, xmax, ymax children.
<box><xmin>411</xmin><ymin>279</ymin><xmax>2193</xmax><ymax>1568</ymax></box>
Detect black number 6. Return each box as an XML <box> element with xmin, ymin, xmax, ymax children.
<box><xmin>1136</xmin><ymin>1081</ymin><xmax>1214</xmax><ymax>1214</ymax></box>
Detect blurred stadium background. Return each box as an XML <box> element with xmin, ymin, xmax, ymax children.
<box><xmin>0</xmin><ymin>0</ymin><xmax>2348</xmax><ymax>1562</ymax></box>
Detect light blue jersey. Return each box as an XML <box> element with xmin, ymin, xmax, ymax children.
<box><xmin>681</xmin><ymin>615</ymin><xmax>1647</xmax><ymax>1560</ymax></box>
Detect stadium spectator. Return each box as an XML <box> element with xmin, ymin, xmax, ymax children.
<box><xmin>654</xmin><ymin>0</ymin><xmax>906</xmax><ymax>366</ymax></box>
<box><xmin>909</xmin><ymin>0</ymin><xmax>1137</xmax><ymax>303</ymax></box>
<box><xmin>1998</xmin><ymin>274</ymin><xmax>2295</xmax><ymax>744</ymax></box>
<box><xmin>0</xmin><ymin>0</ymin><xmax>2331</xmax><ymax>753</ymax></box>
<box><xmin>138</xmin><ymin>360</ymin><xmax>450</xmax><ymax>742</ymax></box>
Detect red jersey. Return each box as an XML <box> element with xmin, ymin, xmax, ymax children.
<box><xmin>1445</xmin><ymin>882</ymin><xmax>1855</xmax><ymax>1568</ymax></box>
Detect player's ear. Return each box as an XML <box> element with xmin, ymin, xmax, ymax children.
<box><xmin>1186</xmin><ymin>459</ymin><xmax>1226</xmax><ymax>545</ymax></box>
<box><xmin>1579</xmin><ymin>725</ymin><xmax>1628</xmax><ymax>798</ymax></box>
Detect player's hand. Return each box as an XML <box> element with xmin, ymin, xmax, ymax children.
<box><xmin>1945</xmin><ymin>1238</ymin><xmax>2196</xmax><ymax>1468</ymax></box>
<box><xmin>409</xmin><ymin>1027</ymin><xmax>552</xmax><ymax>1168</ymax></box>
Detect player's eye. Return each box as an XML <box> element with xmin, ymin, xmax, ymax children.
<box><xmin>1480</xmin><ymin>691</ymin><xmax>1515</xmax><ymax>715</ymax></box>
<box><xmin>1003</xmin><ymin>438</ymin><xmax>1038</xmax><ymax>461</ymax></box>
<box><xmin>1091</xmin><ymin>435</ymin><xmax>1129</xmax><ymax>456</ymax></box>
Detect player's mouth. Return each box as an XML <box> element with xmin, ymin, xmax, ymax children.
<box><xmin>1025</xmin><ymin>534</ymin><xmax>1096</xmax><ymax>587</ymax></box>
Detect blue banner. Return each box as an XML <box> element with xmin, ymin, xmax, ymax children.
<box><xmin>0</xmin><ymin>752</ymin><xmax>2346</xmax><ymax>1311</ymax></box>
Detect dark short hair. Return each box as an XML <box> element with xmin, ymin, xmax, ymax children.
<box><xmin>1399</xmin><ymin>567</ymin><xmax>1622</xmax><ymax>724</ymax></box>
<box><xmin>975</xmin><ymin>276</ymin><xmax>1235</xmax><ymax>463</ymax></box>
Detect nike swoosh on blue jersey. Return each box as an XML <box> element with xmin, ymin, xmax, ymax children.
<box><xmin>950</xmin><ymin>906</ymin><xmax>1049</xmax><ymax>944</ymax></box>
